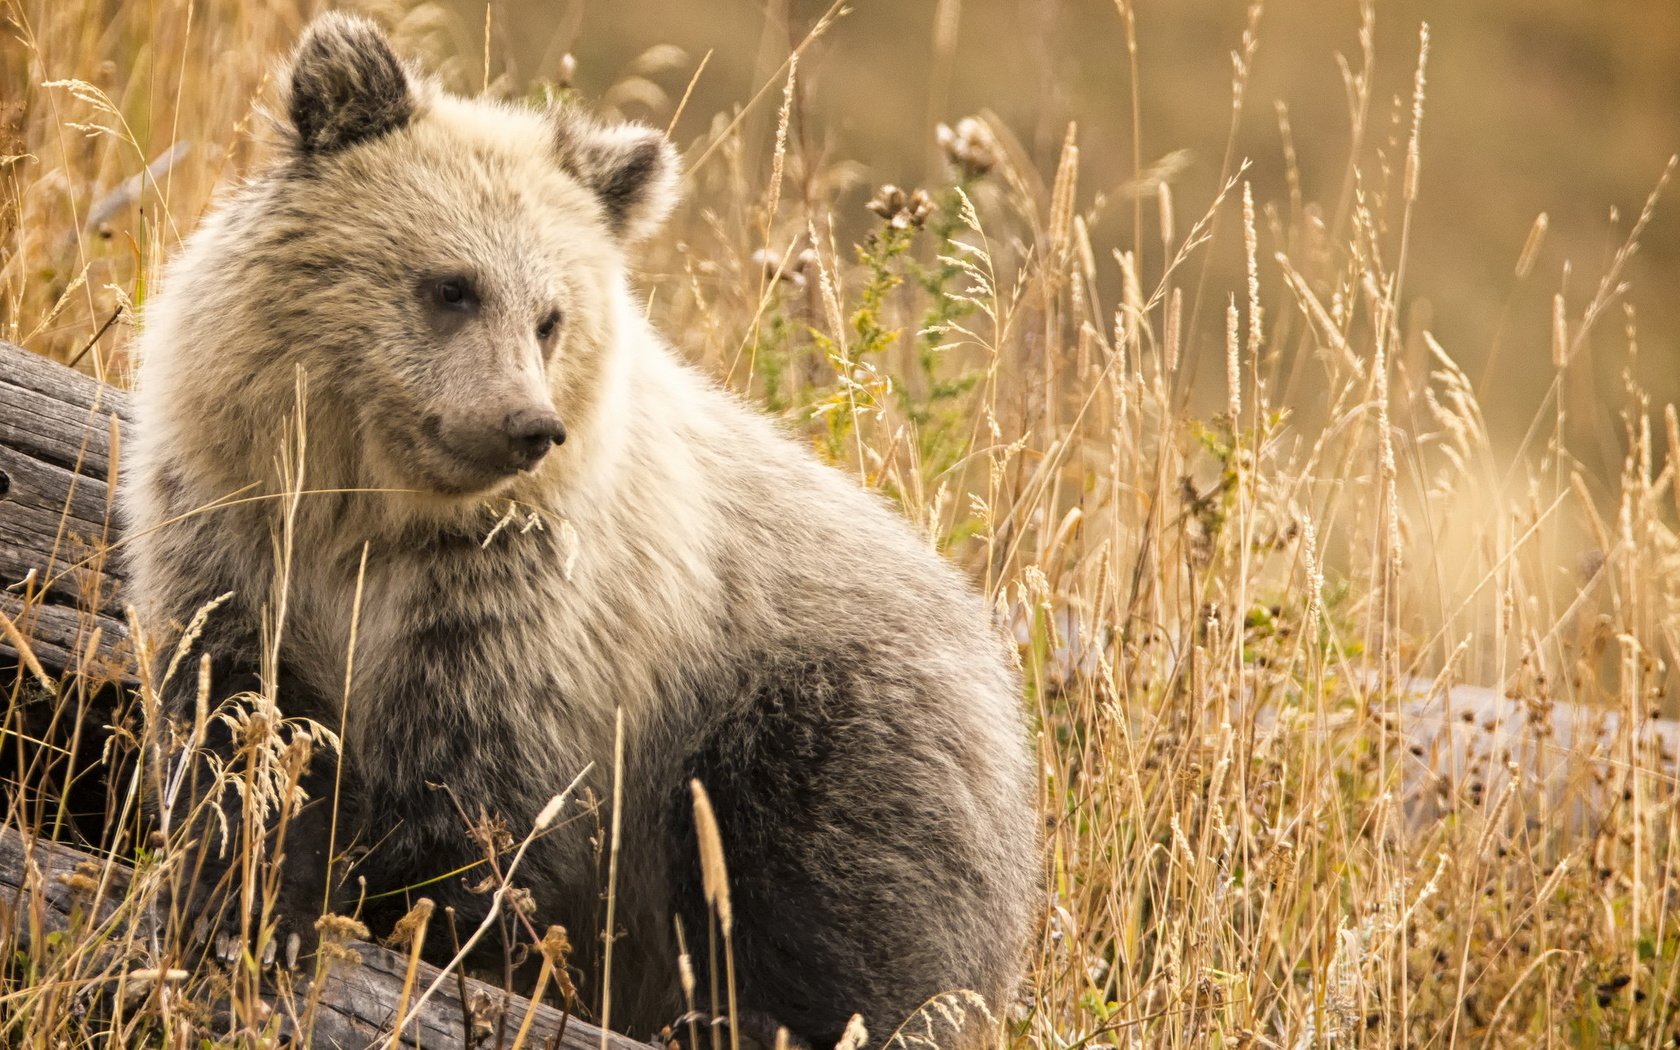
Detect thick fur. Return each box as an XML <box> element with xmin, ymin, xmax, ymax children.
<box><xmin>124</xmin><ymin>13</ymin><xmax>1036</xmax><ymax>1047</ymax></box>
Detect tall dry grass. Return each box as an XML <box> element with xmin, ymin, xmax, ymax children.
<box><xmin>5</xmin><ymin>0</ymin><xmax>1680</xmax><ymax>1046</ymax></box>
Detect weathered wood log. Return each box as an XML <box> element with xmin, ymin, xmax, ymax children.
<box><xmin>0</xmin><ymin>824</ymin><xmax>645</xmax><ymax>1049</ymax></box>
<box><xmin>0</xmin><ymin>340</ymin><xmax>131</xmax><ymax>684</ymax></box>
<box><xmin>0</xmin><ymin>342</ymin><xmax>644</xmax><ymax>1050</ymax></box>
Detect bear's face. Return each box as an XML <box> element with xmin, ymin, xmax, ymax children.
<box><xmin>231</xmin><ymin>14</ymin><xmax>678</xmax><ymax>499</ymax></box>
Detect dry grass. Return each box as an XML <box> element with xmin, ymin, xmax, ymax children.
<box><xmin>6</xmin><ymin>0</ymin><xmax>1680</xmax><ymax>1046</ymax></box>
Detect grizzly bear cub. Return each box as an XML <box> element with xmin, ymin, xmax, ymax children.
<box><xmin>124</xmin><ymin>13</ymin><xmax>1036</xmax><ymax>1048</ymax></box>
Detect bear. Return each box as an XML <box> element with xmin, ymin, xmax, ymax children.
<box><xmin>123</xmin><ymin>13</ymin><xmax>1037</xmax><ymax>1048</ymax></box>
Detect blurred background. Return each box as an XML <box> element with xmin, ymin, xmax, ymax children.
<box><xmin>387</xmin><ymin>0</ymin><xmax>1680</xmax><ymax>482</ymax></box>
<box><xmin>6</xmin><ymin>0</ymin><xmax>1679</xmax><ymax>477</ymax></box>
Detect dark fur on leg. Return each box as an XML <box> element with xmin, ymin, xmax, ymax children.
<box><xmin>671</xmin><ymin>646</ymin><xmax>1019</xmax><ymax>1050</ymax></box>
<box><xmin>153</xmin><ymin>628</ymin><xmax>351</xmax><ymax>971</ymax></box>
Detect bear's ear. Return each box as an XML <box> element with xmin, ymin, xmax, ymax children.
<box><xmin>552</xmin><ymin>107</ymin><xmax>680</xmax><ymax>243</ymax></box>
<box><xmin>284</xmin><ymin>13</ymin><xmax>415</xmax><ymax>157</ymax></box>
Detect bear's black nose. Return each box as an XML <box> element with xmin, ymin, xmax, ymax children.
<box><xmin>503</xmin><ymin>409</ymin><xmax>567</xmax><ymax>468</ymax></box>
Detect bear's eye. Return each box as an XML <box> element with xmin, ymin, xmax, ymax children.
<box><xmin>430</xmin><ymin>275</ymin><xmax>478</xmax><ymax>312</ymax></box>
<box><xmin>536</xmin><ymin>309</ymin><xmax>562</xmax><ymax>342</ymax></box>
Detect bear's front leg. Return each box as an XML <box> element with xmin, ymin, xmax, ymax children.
<box><xmin>158</xmin><ymin>650</ymin><xmax>354</xmax><ymax>972</ymax></box>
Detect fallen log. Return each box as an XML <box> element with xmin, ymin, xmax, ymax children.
<box><xmin>0</xmin><ymin>341</ymin><xmax>644</xmax><ymax>1050</ymax></box>
<box><xmin>0</xmin><ymin>340</ymin><xmax>130</xmax><ymax>684</ymax></box>
<box><xmin>0</xmin><ymin>823</ymin><xmax>644</xmax><ymax>1049</ymax></box>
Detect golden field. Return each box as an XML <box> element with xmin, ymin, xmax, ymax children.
<box><xmin>5</xmin><ymin>0</ymin><xmax>1680</xmax><ymax>1045</ymax></box>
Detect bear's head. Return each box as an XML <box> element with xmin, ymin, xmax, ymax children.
<box><xmin>140</xmin><ymin>12</ymin><xmax>678</xmax><ymax>506</ymax></box>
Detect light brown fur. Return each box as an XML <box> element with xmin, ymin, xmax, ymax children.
<box><xmin>125</xmin><ymin>14</ymin><xmax>1037</xmax><ymax>1047</ymax></box>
